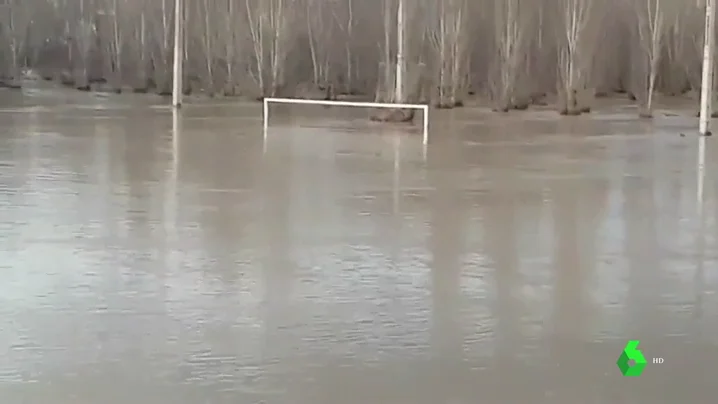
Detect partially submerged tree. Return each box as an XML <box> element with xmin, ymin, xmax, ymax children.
<box><xmin>374</xmin><ymin>0</ymin><xmax>395</xmax><ymax>103</ymax></box>
<box><xmin>632</xmin><ymin>0</ymin><xmax>667</xmax><ymax>117</ymax></box>
<box><xmin>68</xmin><ymin>0</ymin><xmax>95</xmax><ymax>90</ymax></box>
<box><xmin>245</xmin><ymin>0</ymin><xmax>298</xmax><ymax>98</ymax></box>
<box><xmin>0</xmin><ymin>0</ymin><xmax>32</xmax><ymax>88</ymax></box>
<box><xmin>220</xmin><ymin>0</ymin><xmax>241</xmax><ymax>95</ymax></box>
<box><xmin>194</xmin><ymin>0</ymin><xmax>218</xmax><ymax>95</ymax></box>
<box><xmin>660</xmin><ymin>4</ymin><xmax>694</xmax><ymax>96</ymax></box>
<box><xmin>488</xmin><ymin>0</ymin><xmax>532</xmax><ymax>111</ymax></box>
<box><xmin>96</xmin><ymin>0</ymin><xmax>124</xmax><ymax>92</ymax></box>
<box><xmin>305</xmin><ymin>0</ymin><xmax>342</xmax><ymax>97</ymax></box>
<box><xmin>555</xmin><ymin>0</ymin><xmax>597</xmax><ymax>115</ymax></box>
<box><xmin>426</xmin><ymin>0</ymin><xmax>470</xmax><ymax>108</ymax></box>
<box><xmin>371</xmin><ymin>0</ymin><xmax>416</xmax><ymax>122</ymax></box>
<box><xmin>131</xmin><ymin>3</ymin><xmax>151</xmax><ymax>92</ymax></box>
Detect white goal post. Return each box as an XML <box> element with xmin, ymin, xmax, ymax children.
<box><xmin>262</xmin><ymin>97</ymin><xmax>430</xmax><ymax>145</ymax></box>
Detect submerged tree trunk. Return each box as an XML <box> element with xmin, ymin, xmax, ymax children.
<box><xmin>134</xmin><ymin>10</ymin><xmax>150</xmax><ymax>92</ymax></box>
<box><xmin>427</xmin><ymin>0</ymin><xmax>469</xmax><ymax>108</ymax></box>
<box><xmin>246</xmin><ymin>0</ymin><xmax>294</xmax><ymax>98</ymax></box>
<box><xmin>371</xmin><ymin>0</ymin><xmax>414</xmax><ymax>123</ymax></box>
<box><xmin>148</xmin><ymin>0</ymin><xmax>174</xmax><ymax>95</ymax></box>
<box><xmin>489</xmin><ymin>0</ymin><xmax>531</xmax><ymax>111</ymax></box>
<box><xmin>556</xmin><ymin>0</ymin><xmax>597</xmax><ymax>115</ymax></box>
<box><xmin>2</xmin><ymin>1</ymin><xmax>27</xmax><ymax>88</ymax></box>
<box><xmin>633</xmin><ymin>0</ymin><xmax>667</xmax><ymax>118</ymax></box>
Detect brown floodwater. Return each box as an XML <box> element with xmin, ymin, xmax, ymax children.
<box><xmin>1</xmin><ymin>85</ymin><xmax>717</xmax><ymax>403</ymax></box>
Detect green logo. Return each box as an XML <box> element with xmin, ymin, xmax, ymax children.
<box><xmin>617</xmin><ymin>340</ymin><xmax>647</xmax><ymax>376</ymax></box>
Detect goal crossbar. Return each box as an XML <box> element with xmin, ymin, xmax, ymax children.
<box><xmin>263</xmin><ymin>97</ymin><xmax>430</xmax><ymax>145</ymax></box>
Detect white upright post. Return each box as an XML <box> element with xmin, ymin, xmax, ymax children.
<box><xmin>263</xmin><ymin>98</ymin><xmax>269</xmax><ymax>140</ymax></box>
<box><xmin>172</xmin><ymin>108</ymin><xmax>180</xmax><ymax>168</ymax></box>
<box><xmin>393</xmin><ymin>135</ymin><xmax>401</xmax><ymax>214</ymax></box>
<box><xmin>168</xmin><ymin>108</ymin><xmax>180</xmax><ymax>237</ymax></box>
<box><xmin>698</xmin><ymin>140</ymin><xmax>705</xmax><ymax>209</ymax></box>
<box><xmin>263</xmin><ymin>98</ymin><xmax>269</xmax><ymax>154</ymax></box>
<box><xmin>699</xmin><ymin>0</ymin><xmax>715</xmax><ymax>136</ymax></box>
<box><xmin>263</xmin><ymin>98</ymin><xmax>269</xmax><ymax>132</ymax></box>
<box><xmin>423</xmin><ymin>106</ymin><xmax>429</xmax><ymax>145</ymax></box>
<box><xmin>395</xmin><ymin>0</ymin><xmax>405</xmax><ymax>103</ymax></box>
<box><xmin>698</xmin><ymin>0</ymin><xmax>714</xmax><ymax>207</ymax></box>
<box><xmin>171</xmin><ymin>0</ymin><xmax>184</xmax><ymax>108</ymax></box>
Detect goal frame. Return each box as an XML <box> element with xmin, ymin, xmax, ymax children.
<box><xmin>262</xmin><ymin>97</ymin><xmax>430</xmax><ymax>145</ymax></box>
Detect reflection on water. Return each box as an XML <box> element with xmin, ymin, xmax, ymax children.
<box><xmin>0</xmin><ymin>90</ymin><xmax>717</xmax><ymax>403</ymax></box>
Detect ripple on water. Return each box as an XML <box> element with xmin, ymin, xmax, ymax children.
<box><xmin>1</xmin><ymin>112</ymin><xmax>718</xmax><ymax>402</ymax></box>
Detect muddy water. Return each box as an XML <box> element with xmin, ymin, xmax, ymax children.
<box><xmin>1</xmin><ymin>88</ymin><xmax>717</xmax><ymax>403</ymax></box>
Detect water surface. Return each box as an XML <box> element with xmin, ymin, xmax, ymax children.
<box><xmin>0</xmin><ymin>87</ymin><xmax>717</xmax><ymax>403</ymax></box>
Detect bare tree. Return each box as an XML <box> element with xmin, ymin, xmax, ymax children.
<box><xmin>305</xmin><ymin>0</ymin><xmax>338</xmax><ymax>94</ymax></box>
<box><xmin>529</xmin><ymin>0</ymin><xmax>555</xmax><ymax>97</ymax></box>
<box><xmin>427</xmin><ymin>0</ymin><xmax>470</xmax><ymax>108</ymax></box>
<box><xmin>220</xmin><ymin>0</ymin><xmax>239</xmax><ymax>95</ymax></box>
<box><xmin>96</xmin><ymin>0</ymin><xmax>124</xmax><ymax>91</ymax></box>
<box><xmin>246</xmin><ymin>0</ymin><xmax>297</xmax><ymax>98</ymax></box>
<box><xmin>371</xmin><ymin>0</ymin><xmax>421</xmax><ymax>121</ymax></box>
<box><xmin>590</xmin><ymin>0</ymin><xmax>626</xmax><ymax>96</ymax></box>
<box><xmin>1</xmin><ymin>0</ymin><xmax>31</xmax><ymax>87</ymax></box>
<box><xmin>374</xmin><ymin>0</ymin><xmax>394</xmax><ymax>103</ymax></box>
<box><xmin>555</xmin><ymin>0</ymin><xmax>597</xmax><ymax>115</ymax></box>
<box><xmin>147</xmin><ymin>0</ymin><xmax>174</xmax><ymax>94</ymax></box>
<box><xmin>668</xmin><ymin>4</ymin><xmax>706</xmax><ymax>94</ymax></box>
<box><xmin>343</xmin><ymin>0</ymin><xmax>356</xmax><ymax>93</ymax></box>
<box><xmin>61</xmin><ymin>0</ymin><xmax>96</xmax><ymax>90</ymax></box>
<box><xmin>133</xmin><ymin>2</ymin><xmax>151</xmax><ymax>92</ymax></box>
<box><xmin>488</xmin><ymin>0</ymin><xmax>532</xmax><ymax>111</ymax></box>
<box><xmin>194</xmin><ymin>0</ymin><xmax>218</xmax><ymax>94</ymax></box>
<box><xmin>632</xmin><ymin>0</ymin><xmax>667</xmax><ymax>117</ymax></box>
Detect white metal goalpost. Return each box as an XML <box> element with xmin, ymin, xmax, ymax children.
<box><xmin>262</xmin><ymin>98</ymin><xmax>430</xmax><ymax>145</ymax></box>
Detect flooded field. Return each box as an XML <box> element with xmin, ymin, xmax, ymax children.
<box><xmin>1</xmin><ymin>85</ymin><xmax>718</xmax><ymax>403</ymax></box>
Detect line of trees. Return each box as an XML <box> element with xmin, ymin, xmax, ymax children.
<box><xmin>0</xmin><ymin>0</ymin><xmax>713</xmax><ymax>116</ymax></box>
